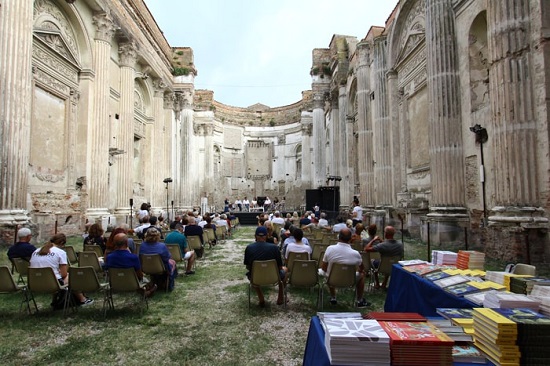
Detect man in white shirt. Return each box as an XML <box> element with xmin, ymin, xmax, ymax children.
<box><xmin>318</xmin><ymin>212</ymin><xmax>329</xmax><ymax>228</ymax></box>
<box><xmin>352</xmin><ymin>198</ymin><xmax>363</xmax><ymax>227</ymax></box>
<box><xmin>271</xmin><ymin>211</ymin><xmax>285</xmax><ymax>226</ymax></box>
<box><xmin>319</xmin><ymin>228</ymin><xmax>369</xmax><ymax>308</ymax></box>
<box><xmin>331</xmin><ymin>217</ymin><xmax>347</xmax><ymax>233</ymax></box>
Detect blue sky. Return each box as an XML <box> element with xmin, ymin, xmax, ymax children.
<box><xmin>144</xmin><ymin>1</ymin><xmax>397</xmax><ymax>108</ymax></box>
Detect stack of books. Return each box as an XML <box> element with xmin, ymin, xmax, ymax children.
<box><xmin>319</xmin><ymin>314</ymin><xmax>391</xmax><ymax>365</ymax></box>
<box><xmin>510</xmin><ymin>277</ymin><xmax>550</xmax><ymax>294</ymax></box>
<box><xmin>436</xmin><ymin>308</ymin><xmax>475</xmax><ymax>334</ymax></box>
<box><xmin>483</xmin><ymin>291</ymin><xmax>541</xmax><ymax>311</ymax></box>
<box><xmin>485</xmin><ymin>271</ymin><xmax>533</xmax><ymax>291</ymax></box>
<box><xmin>427</xmin><ymin>318</ymin><xmax>473</xmax><ymax>343</ymax></box>
<box><xmin>492</xmin><ymin>308</ymin><xmax>550</xmax><ymax>365</ymax></box>
<box><xmin>472</xmin><ymin>308</ymin><xmax>520</xmax><ymax>365</ymax></box>
<box><xmin>431</xmin><ymin>250</ymin><xmax>457</xmax><ymax>265</ymax></box>
<box><xmin>364</xmin><ymin>312</ymin><xmax>426</xmax><ymax>322</ymax></box>
<box><xmin>530</xmin><ymin>285</ymin><xmax>550</xmax><ymax>316</ymax></box>
<box><xmin>398</xmin><ymin>259</ymin><xmax>427</xmax><ymax>266</ymax></box>
<box><xmin>433</xmin><ymin>275</ymin><xmax>470</xmax><ymax>289</ymax></box>
<box><xmin>424</xmin><ymin>271</ymin><xmax>452</xmax><ymax>282</ymax></box>
<box><xmin>444</xmin><ymin>281</ymin><xmax>487</xmax><ymax>297</ymax></box>
<box><xmin>402</xmin><ymin>263</ymin><xmax>443</xmax><ymax>276</ymax></box>
<box><xmin>456</xmin><ymin>250</ymin><xmax>485</xmax><ymax>270</ymax></box>
<box><xmin>379</xmin><ymin>321</ymin><xmax>454</xmax><ymax>365</ymax></box>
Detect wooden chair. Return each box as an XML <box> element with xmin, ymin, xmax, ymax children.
<box><xmin>10</xmin><ymin>257</ymin><xmax>30</xmax><ymax>285</ymax></box>
<box><xmin>0</xmin><ymin>265</ymin><xmax>35</xmax><ymax>313</ymax></box>
<box><xmin>27</xmin><ymin>267</ymin><xmax>69</xmax><ymax>314</ymax></box>
<box><xmin>140</xmin><ymin>254</ymin><xmax>169</xmax><ymax>292</ymax></box>
<box><xmin>320</xmin><ymin>263</ymin><xmax>357</xmax><ymax>310</ymax></box>
<box><xmin>67</xmin><ymin>266</ymin><xmax>110</xmax><ymax>314</ymax></box>
<box><xmin>284</xmin><ymin>260</ymin><xmax>319</xmax><ymax>309</ymax></box>
<box><xmin>248</xmin><ymin>259</ymin><xmax>282</xmax><ymax>310</ymax></box>
<box><xmin>106</xmin><ymin>267</ymin><xmax>148</xmax><ymax>316</ymax></box>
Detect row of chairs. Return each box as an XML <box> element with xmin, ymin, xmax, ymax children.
<box><xmin>0</xmin><ymin>264</ymin><xmax>148</xmax><ymax>317</ymax></box>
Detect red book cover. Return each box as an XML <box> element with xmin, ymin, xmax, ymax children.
<box><xmin>365</xmin><ymin>312</ymin><xmax>427</xmax><ymax>322</ymax></box>
<box><xmin>379</xmin><ymin>321</ymin><xmax>454</xmax><ymax>346</ymax></box>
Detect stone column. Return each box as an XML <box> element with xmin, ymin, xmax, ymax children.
<box><xmin>488</xmin><ymin>0</ymin><xmax>538</xmax><ymax>210</ymax></box>
<box><xmin>373</xmin><ymin>36</ymin><xmax>392</xmax><ymax>206</ymax></box>
<box><xmin>300</xmin><ymin>116</ymin><xmax>312</xmax><ymax>184</ymax></box>
<box><xmin>425</xmin><ymin>0</ymin><xmax>468</xmax><ymax>242</ymax></box>
<box><xmin>338</xmin><ymin>86</ymin><xmax>351</xmax><ymax>204</ymax></box>
<box><xmin>426</xmin><ymin>0</ymin><xmax>466</xmax><ymax>208</ymax></box>
<box><xmin>355</xmin><ymin>41</ymin><xmax>374</xmax><ymax>206</ymax></box>
<box><xmin>86</xmin><ymin>12</ymin><xmax>115</xmax><ymax>219</ymax></box>
<box><xmin>178</xmin><ymin>91</ymin><xmax>195</xmax><ymax>207</ymax></box>
<box><xmin>151</xmin><ymin>79</ymin><xmax>167</xmax><ymax>210</ymax></box>
<box><xmin>387</xmin><ymin>69</ymin><xmax>403</xmax><ymax>204</ymax></box>
<box><xmin>0</xmin><ymin>0</ymin><xmax>33</xmax><ymax>226</ymax></box>
<box><xmin>163</xmin><ymin>92</ymin><xmax>175</xmax><ymax>215</ymax></box>
<box><xmin>114</xmin><ymin>42</ymin><xmax>137</xmax><ymax>216</ymax></box>
<box><xmin>312</xmin><ymin>91</ymin><xmax>327</xmax><ymax>188</ymax></box>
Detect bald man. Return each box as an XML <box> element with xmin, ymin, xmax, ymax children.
<box><xmin>364</xmin><ymin>225</ymin><xmax>404</xmax><ymax>289</ymax></box>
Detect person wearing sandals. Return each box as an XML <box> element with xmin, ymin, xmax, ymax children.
<box><xmin>30</xmin><ymin>233</ymin><xmax>93</xmax><ymax>306</ymax></box>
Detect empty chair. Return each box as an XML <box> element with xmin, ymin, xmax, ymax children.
<box><xmin>78</xmin><ymin>251</ymin><xmax>104</xmax><ymax>277</ymax></box>
<box><xmin>140</xmin><ymin>254</ymin><xmax>169</xmax><ymax>292</ymax></box>
<box><xmin>27</xmin><ymin>267</ymin><xmax>69</xmax><ymax>313</ymax></box>
<box><xmin>10</xmin><ymin>257</ymin><xmax>30</xmax><ymax>285</ymax></box>
<box><xmin>320</xmin><ymin>263</ymin><xmax>357</xmax><ymax>310</ymax></box>
<box><xmin>0</xmin><ymin>265</ymin><xmax>35</xmax><ymax>313</ymax></box>
<box><xmin>63</xmin><ymin>246</ymin><xmax>79</xmax><ymax>265</ymax></box>
<box><xmin>512</xmin><ymin>263</ymin><xmax>536</xmax><ymax>276</ymax></box>
<box><xmin>83</xmin><ymin>244</ymin><xmax>103</xmax><ymax>259</ymax></box>
<box><xmin>284</xmin><ymin>260</ymin><xmax>319</xmax><ymax>309</ymax></box>
<box><xmin>106</xmin><ymin>267</ymin><xmax>148</xmax><ymax>316</ymax></box>
<box><xmin>68</xmin><ymin>266</ymin><xmax>109</xmax><ymax>314</ymax></box>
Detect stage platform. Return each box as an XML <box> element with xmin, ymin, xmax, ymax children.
<box><xmin>230</xmin><ymin>210</ymin><xmax>340</xmax><ymax>226</ymax></box>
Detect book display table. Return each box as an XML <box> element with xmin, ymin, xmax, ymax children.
<box><xmin>303</xmin><ymin>316</ymin><xmax>495</xmax><ymax>366</ymax></box>
<box><xmin>384</xmin><ymin>264</ymin><xmax>477</xmax><ymax>317</ymax></box>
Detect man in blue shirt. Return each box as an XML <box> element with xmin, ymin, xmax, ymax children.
<box><xmin>8</xmin><ymin>228</ymin><xmax>37</xmax><ymax>260</ymax></box>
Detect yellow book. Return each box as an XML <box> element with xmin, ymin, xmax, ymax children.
<box><xmin>473</xmin><ymin>308</ymin><xmax>518</xmax><ymax>327</ymax></box>
<box><xmin>473</xmin><ymin>314</ymin><xmax>518</xmax><ymax>335</ymax></box>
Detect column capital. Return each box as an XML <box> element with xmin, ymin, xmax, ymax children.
<box><xmin>163</xmin><ymin>92</ymin><xmax>175</xmax><ymax>110</ymax></box>
<box><xmin>118</xmin><ymin>42</ymin><xmax>137</xmax><ymax>68</ymax></box>
<box><xmin>92</xmin><ymin>12</ymin><xmax>116</xmax><ymax>42</ymax></box>
<box><xmin>152</xmin><ymin>78</ymin><xmax>167</xmax><ymax>96</ymax></box>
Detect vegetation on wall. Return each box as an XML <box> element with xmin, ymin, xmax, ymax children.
<box><xmin>172</xmin><ymin>67</ymin><xmax>190</xmax><ymax>76</ymax></box>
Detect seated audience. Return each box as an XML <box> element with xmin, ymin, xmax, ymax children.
<box><xmin>364</xmin><ymin>226</ymin><xmax>404</xmax><ymax>289</ymax></box>
<box><xmin>30</xmin><ymin>233</ymin><xmax>92</xmax><ymax>306</ymax></box>
<box><xmin>184</xmin><ymin>217</ymin><xmax>204</xmax><ymax>258</ymax></box>
<box><xmin>165</xmin><ymin>221</ymin><xmax>196</xmax><ymax>275</ymax></box>
<box><xmin>83</xmin><ymin>223</ymin><xmax>106</xmax><ymax>254</ymax></box>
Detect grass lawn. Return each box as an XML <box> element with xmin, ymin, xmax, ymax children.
<box><xmin>0</xmin><ymin>226</ymin><xmax>540</xmax><ymax>365</ymax></box>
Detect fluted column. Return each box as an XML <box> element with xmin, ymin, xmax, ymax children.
<box><xmin>151</xmin><ymin>79</ymin><xmax>167</xmax><ymax>210</ymax></box>
<box><xmin>300</xmin><ymin>116</ymin><xmax>312</xmax><ymax>184</ymax></box>
<box><xmin>114</xmin><ymin>42</ymin><xmax>137</xmax><ymax>215</ymax></box>
<box><xmin>87</xmin><ymin>12</ymin><xmax>115</xmax><ymax>218</ymax></box>
<box><xmin>373</xmin><ymin>37</ymin><xmax>392</xmax><ymax>206</ymax></box>
<box><xmin>339</xmin><ymin>86</ymin><xmax>351</xmax><ymax>204</ymax></box>
<box><xmin>426</xmin><ymin>0</ymin><xmax>465</xmax><ymax>209</ymax></box>
<box><xmin>488</xmin><ymin>1</ymin><xmax>539</xmax><ymax>219</ymax></box>
<box><xmin>163</xmin><ymin>92</ymin><xmax>175</xmax><ymax>214</ymax></box>
<box><xmin>312</xmin><ymin>92</ymin><xmax>326</xmax><ymax>187</ymax></box>
<box><xmin>0</xmin><ymin>0</ymin><xmax>33</xmax><ymax>224</ymax></box>
<box><xmin>356</xmin><ymin>41</ymin><xmax>374</xmax><ymax>206</ymax></box>
<box><xmin>178</xmin><ymin>92</ymin><xmax>195</xmax><ymax>207</ymax></box>
<box><xmin>387</xmin><ymin>69</ymin><xmax>403</xmax><ymax>205</ymax></box>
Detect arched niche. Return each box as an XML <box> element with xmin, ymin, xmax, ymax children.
<box><xmin>468</xmin><ymin>12</ymin><xmax>489</xmax><ymax>113</ymax></box>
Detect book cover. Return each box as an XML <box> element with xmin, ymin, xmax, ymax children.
<box><xmin>364</xmin><ymin>312</ymin><xmax>426</xmax><ymax>322</ymax></box>
<box><xmin>436</xmin><ymin>307</ymin><xmax>474</xmax><ymax>319</ymax></box>
<box><xmin>452</xmin><ymin>344</ymin><xmax>487</xmax><ymax>363</ymax></box>
<box><xmin>424</xmin><ymin>271</ymin><xmax>452</xmax><ymax>281</ymax></box>
<box><xmin>398</xmin><ymin>259</ymin><xmax>427</xmax><ymax>266</ymax></box>
<box><xmin>445</xmin><ymin>282</ymin><xmax>483</xmax><ymax>297</ymax></box>
<box><xmin>491</xmin><ymin>308</ymin><xmax>550</xmax><ymax>325</ymax></box>
<box><xmin>433</xmin><ymin>275</ymin><xmax>470</xmax><ymax>288</ymax></box>
<box><xmin>379</xmin><ymin>321</ymin><xmax>454</xmax><ymax>346</ymax></box>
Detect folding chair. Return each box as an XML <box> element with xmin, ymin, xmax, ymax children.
<box><xmin>286</xmin><ymin>251</ymin><xmax>310</xmax><ymax>275</ymax></box>
<box><xmin>140</xmin><ymin>254</ymin><xmax>169</xmax><ymax>292</ymax></box>
<box><xmin>312</xmin><ymin>244</ymin><xmax>329</xmax><ymax>262</ymax></box>
<box><xmin>166</xmin><ymin>244</ymin><xmax>189</xmax><ymax>271</ymax></box>
<box><xmin>106</xmin><ymin>267</ymin><xmax>148</xmax><ymax>316</ymax></box>
<box><xmin>78</xmin><ymin>251</ymin><xmax>104</xmax><ymax>278</ymax></box>
<box><xmin>187</xmin><ymin>235</ymin><xmax>203</xmax><ymax>264</ymax></box>
<box><xmin>0</xmin><ymin>265</ymin><xmax>35</xmax><ymax>313</ymax></box>
<box><xmin>27</xmin><ymin>267</ymin><xmax>69</xmax><ymax>314</ymax></box>
<box><xmin>83</xmin><ymin>244</ymin><xmax>103</xmax><ymax>259</ymax></box>
<box><xmin>320</xmin><ymin>262</ymin><xmax>357</xmax><ymax>310</ymax></box>
<box><xmin>10</xmin><ymin>257</ymin><xmax>30</xmax><ymax>285</ymax></box>
<box><xmin>284</xmin><ymin>260</ymin><xmax>319</xmax><ymax>309</ymax></box>
<box><xmin>63</xmin><ymin>246</ymin><xmax>79</xmax><ymax>265</ymax></box>
<box><xmin>203</xmin><ymin>228</ymin><xmax>216</xmax><ymax>248</ymax></box>
<box><xmin>68</xmin><ymin>266</ymin><xmax>110</xmax><ymax>314</ymax></box>
<box><xmin>215</xmin><ymin>226</ymin><xmax>226</xmax><ymax>243</ymax></box>
<box><xmin>248</xmin><ymin>259</ymin><xmax>282</xmax><ymax>310</ymax></box>
<box><xmin>377</xmin><ymin>255</ymin><xmax>401</xmax><ymax>288</ymax></box>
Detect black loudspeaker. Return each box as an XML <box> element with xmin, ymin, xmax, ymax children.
<box><xmin>319</xmin><ymin>186</ymin><xmax>340</xmax><ymax>212</ymax></box>
<box><xmin>306</xmin><ymin>190</ymin><xmax>322</xmax><ymax>212</ymax></box>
